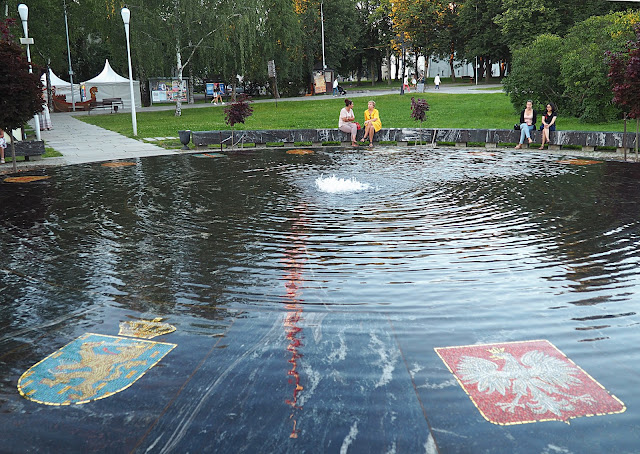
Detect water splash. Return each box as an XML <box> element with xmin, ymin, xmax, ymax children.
<box><xmin>315</xmin><ymin>175</ymin><xmax>371</xmax><ymax>193</ymax></box>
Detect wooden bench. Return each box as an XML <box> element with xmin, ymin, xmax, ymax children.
<box><xmin>5</xmin><ymin>140</ymin><xmax>46</xmax><ymax>161</ymax></box>
<box><xmin>88</xmin><ymin>98</ymin><xmax>124</xmax><ymax>114</ymax></box>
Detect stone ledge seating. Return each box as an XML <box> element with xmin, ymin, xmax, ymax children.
<box><xmin>191</xmin><ymin>128</ymin><xmax>638</xmax><ymax>152</ymax></box>
<box><xmin>89</xmin><ymin>98</ymin><xmax>124</xmax><ymax>114</ymax></box>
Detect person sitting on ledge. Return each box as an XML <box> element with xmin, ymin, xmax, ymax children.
<box><xmin>339</xmin><ymin>98</ymin><xmax>359</xmax><ymax>147</ymax></box>
<box><xmin>539</xmin><ymin>102</ymin><xmax>557</xmax><ymax>149</ymax></box>
<box><xmin>515</xmin><ymin>100</ymin><xmax>537</xmax><ymax>149</ymax></box>
<box><xmin>361</xmin><ymin>100</ymin><xmax>381</xmax><ymax>147</ymax></box>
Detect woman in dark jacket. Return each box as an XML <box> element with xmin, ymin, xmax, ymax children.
<box><xmin>515</xmin><ymin>100</ymin><xmax>537</xmax><ymax>149</ymax></box>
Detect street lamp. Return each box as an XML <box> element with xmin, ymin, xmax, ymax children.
<box><xmin>121</xmin><ymin>7</ymin><xmax>138</xmax><ymax>136</ymax></box>
<box><xmin>63</xmin><ymin>0</ymin><xmax>75</xmax><ymax>111</ymax></box>
<box><xmin>320</xmin><ymin>2</ymin><xmax>326</xmax><ymax>71</ymax></box>
<box><xmin>17</xmin><ymin>3</ymin><xmax>41</xmax><ymax>141</ymax></box>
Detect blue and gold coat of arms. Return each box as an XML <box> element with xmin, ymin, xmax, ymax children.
<box><xmin>18</xmin><ymin>332</ymin><xmax>176</xmax><ymax>406</ymax></box>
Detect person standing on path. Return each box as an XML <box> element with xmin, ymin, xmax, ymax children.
<box><xmin>434</xmin><ymin>74</ymin><xmax>441</xmax><ymax>90</ymax></box>
<box><xmin>0</xmin><ymin>128</ymin><xmax>6</xmax><ymax>164</ymax></box>
<box><xmin>333</xmin><ymin>78</ymin><xmax>339</xmax><ymax>97</ymax></box>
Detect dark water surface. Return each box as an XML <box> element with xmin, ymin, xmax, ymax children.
<box><xmin>1</xmin><ymin>148</ymin><xmax>640</xmax><ymax>453</ymax></box>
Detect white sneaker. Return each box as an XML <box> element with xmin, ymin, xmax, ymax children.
<box><xmin>0</xmin><ymin>159</ymin><xmax>5</xmax><ymax>164</ymax></box>
<box><xmin>214</xmin><ymin>102</ymin><xmax>218</xmax><ymax>105</ymax></box>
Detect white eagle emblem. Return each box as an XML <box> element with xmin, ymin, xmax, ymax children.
<box><xmin>457</xmin><ymin>347</ymin><xmax>596</xmax><ymax>416</ymax></box>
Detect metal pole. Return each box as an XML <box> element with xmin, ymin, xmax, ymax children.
<box><xmin>63</xmin><ymin>0</ymin><xmax>75</xmax><ymax>111</ymax></box>
<box><xmin>18</xmin><ymin>4</ymin><xmax>40</xmax><ymax>140</ymax></box>
<box><xmin>121</xmin><ymin>8</ymin><xmax>138</xmax><ymax>136</ymax></box>
<box><xmin>320</xmin><ymin>2</ymin><xmax>326</xmax><ymax>70</ymax></box>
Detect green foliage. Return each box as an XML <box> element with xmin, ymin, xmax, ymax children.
<box><xmin>504</xmin><ymin>11</ymin><xmax>640</xmax><ymax>122</ymax></box>
<box><xmin>0</xmin><ymin>30</ymin><xmax>44</xmax><ymax>132</ymax></box>
<box><xmin>502</xmin><ymin>34</ymin><xmax>563</xmax><ymax>112</ymax></box>
<box><xmin>79</xmin><ymin>93</ymin><xmax>630</xmax><ymax>139</ymax></box>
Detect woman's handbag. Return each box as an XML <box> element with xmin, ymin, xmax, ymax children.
<box><xmin>355</xmin><ymin>122</ymin><xmax>361</xmax><ymax>130</ymax></box>
<box><xmin>513</xmin><ymin>124</ymin><xmax>520</xmax><ymax>130</ymax></box>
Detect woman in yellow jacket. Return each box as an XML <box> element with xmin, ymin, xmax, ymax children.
<box><xmin>361</xmin><ymin>100</ymin><xmax>381</xmax><ymax>146</ymax></box>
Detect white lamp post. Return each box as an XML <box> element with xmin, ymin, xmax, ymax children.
<box><xmin>121</xmin><ymin>7</ymin><xmax>138</xmax><ymax>136</ymax></box>
<box><xmin>320</xmin><ymin>2</ymin><xmax>326</xmax><ymax>71</ymax></box>
<box><xmin>17</xmin><ymin>3</ymin><xmax>41</xmax><ymax>141</ymax></box>
<box><xmin>63</xmin><ymin>0</ymin><xmax>75</xmax><ymax>111</ymax></box>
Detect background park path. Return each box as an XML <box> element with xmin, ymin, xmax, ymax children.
<box><xmin>0</xmin><ymin>83</ymin><xmax>503</xmax><ymax>174</ymax></box>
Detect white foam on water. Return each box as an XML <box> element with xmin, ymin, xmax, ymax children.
<box><xmin>315</xmin><ymin>175</ymin><xmax>371</xmax><ymax>193</ymax></box>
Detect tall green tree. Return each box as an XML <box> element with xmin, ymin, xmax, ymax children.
<box><xmin>458</xmin><ymin>0</ymin><xmax>509</xmax><ymax>80</ymax></box>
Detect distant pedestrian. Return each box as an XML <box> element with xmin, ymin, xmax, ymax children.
<box><xmin>0</xmin><ymin>128</ymin><xmax>6</xmax><ymax>164</ymax></box>
<box><xmin>434</xmin><ymin>74</ymin><xmax>441</xmax><ymax>90</ymax></box>
<box><xmin>211</xmin><ymin>83</ymin><xmax>223</xmax><ymax>105</ymax></box>
<box><xmin>411</xmin><ymin>75</ymin><xmax>417</xmax><ymax>90</ymax></box>
<box><xmin>333</xmin><ymin>78</ymin><xmax>339</xmax><ymax>97</ymax></box>
<box><xmin>403</xmin><ymin>75</ymin><xmax>410</xmax><ymax>92</ymax></box>
<box><xmin>39</xmin><ymin>88</ymin><xmax>52</xmax><ymax>131</ymax></box>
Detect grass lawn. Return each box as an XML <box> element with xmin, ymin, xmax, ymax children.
<box><xmin>78</xmin><ymin>92</ymin><xmax>628</xmax><ymax>138</ymax></box>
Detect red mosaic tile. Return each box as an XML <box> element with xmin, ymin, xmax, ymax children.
<box><xmin>435</xmin><ymin>340</ymin><xmax>625</xmax><ymax>425</ymax></box>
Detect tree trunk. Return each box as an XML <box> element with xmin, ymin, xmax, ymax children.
<box><xmin>370</xmin><ymin>59</ymin><xmax>375</xmax><ymax>86</ymax></box>
<box><xmin>188</xmin><ymin>64</ymin><xmax>195</xmax><ymax>104</ymax></box>
<box><xmin>175</xmin><ymin>42</ymin><xmax>183</xmax><ymax>117</ymax></box>
<box><xmin>386</xmin><ymin>47</ymin><xmax>391</xmax><ymax>84</ymax></box>
<box><xmin>138</xmin><ymin>65</ymin><xmax>151</xmax><ymax>107</ymax></box>
<box><xmin>485</xmin><ymin>56</ymin><xmax>491</xmax><ymax>83</ymax></box>
<box><xmin>9</xmin><ymin>133</ymin><xmax>16</xmax><ymax>173</ymax></box>
<box><xmin>449</xmin><ymin>42</ymin><xmax>456</xmax><ymax>82</ymax></box>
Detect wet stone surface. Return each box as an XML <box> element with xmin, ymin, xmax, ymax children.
<box><xmin>1</xmin><ymin>147</ymin><xmax>640</xmax><ymax>453</ymax></box>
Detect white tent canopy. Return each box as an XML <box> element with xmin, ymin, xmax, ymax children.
<box><xmin>41</xmin><ymin>69</ymin><xmax>80</xmax><ymax>102</ymax></box>
<box><xmin>82</xmin><ymin>59</ymin><xmax>142</xmax><ymax>109</ymax></box>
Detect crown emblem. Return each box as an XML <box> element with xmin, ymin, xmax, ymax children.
<box><xmin>488</xmin><ymin>347</ymin><xmax>505</xmax><ymax>356</ymax></box>
<box><xmin>118</xmin><ymin>318</ymin><xmax>176</xmax><ymax>339</ymax></box>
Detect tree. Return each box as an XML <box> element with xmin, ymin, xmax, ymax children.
<box><xmin>0</xmin><ymin>19</ymin><xmax>44</xmax><ymax>172</ymax></box>
<box><xmin>502</xmin><ymin>34</ymin><xmax>563</xmax><ymax>112</ymax></box>
<box><xmin>458</xmin><ymin>0</ymin><xmax>509</xmax><ymax>80</ymax></box>
<box><xmin>608</xmin><ymin>23</ymin><xmax>640</xmax><ymax>156</ymax></box>
<box><xmin>560</xmin><ymin>12</ymin><xmax>639</xmax><ymax>122</ymax></box>
<box><xmin>503</xmin><ymin>11</ymin><xmax>640</xmax><ymax>122</ymax></box>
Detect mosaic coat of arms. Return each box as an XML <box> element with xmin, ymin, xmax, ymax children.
<box><xmin>435</xmin><ymin>340</ymin><xmax>625</xmax><ymax>425</ymax></box>
<box><xmin>17</xmin><ymin>320</ymin><xmax>176</xmax><ymax>406</ymax></box>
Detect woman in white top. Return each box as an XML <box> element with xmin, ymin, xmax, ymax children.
<box><xmin>339</xmin><ymin>98</ymin><xmax>359</xmax><ymax>146</ymax></box>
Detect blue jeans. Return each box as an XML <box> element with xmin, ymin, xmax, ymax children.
<box><xmin>333</xmin><ymin>87</ymin><xmax>338</xmax><ymax>96</ymax></box>
<box><xmin>519</xmin><ymin>124</ymin><xmax>535</xmax><ymax>144</ymax></box>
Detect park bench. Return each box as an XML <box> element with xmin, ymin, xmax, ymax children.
<box><xmin>88</xmin><ymin>98</ymin><xmax>124</xmax><ymax>114</ymax></box>
<box><xmin>7</xmin><ymin>140</ymin><xmax>46</xmax><ymax>161</ymax></box>
<box><xmin>189</xmin><ymin>128</ymin><xmax>638</xmax><ymax>153</ymax></box>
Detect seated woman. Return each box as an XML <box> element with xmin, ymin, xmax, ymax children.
<box><xmin>361</xmin><ymin>100</ymin><xmax>381</xmax><ymax>147</ymax></box>
<box><xmin>339</xmin><ymin>98</ymin><xmax>358</xmax><ymax>147</ymax></box>
<box><xmin>515</xmin><ymin>100</ymin><xmax>537</xmax><ymax>149</ymax></box>
<box><xmin>539</xmin><ymin>102</ymin><xmax>557</xmax><ymax>149</ymax></box>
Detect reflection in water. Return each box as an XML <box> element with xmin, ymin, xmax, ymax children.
<box><xmin>282</xmin><ymin>206</ymin><xmax>308</xmax><ymax>438</ymax></box>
